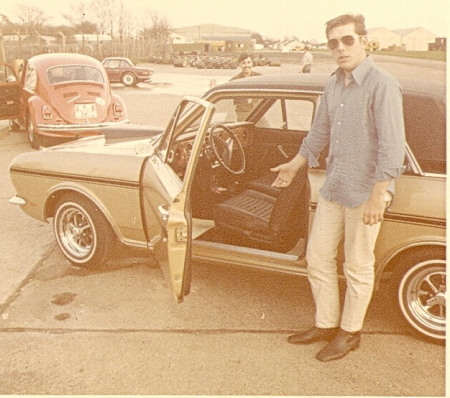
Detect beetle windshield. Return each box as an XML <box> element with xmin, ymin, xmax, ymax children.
<box><xmin>47</xmin><ymin>65</ymin><xmax>104</xmax><ymax>84</ymax></box>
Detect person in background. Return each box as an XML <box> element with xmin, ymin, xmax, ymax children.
<box><xmin>271</xmin><ymin>13</ymin><xmax>406</xmax><ymax>362</ymax></box>
<box><xmin>230</xmin><ymin>52</ymin><xmax>262</xmax><ymax>80</ymax></box>
<box><xmin>210</xmin><ymin>52</ymin><xmax>261</xmax><ymax>87</ymax></box>
<box><xmin>299</xmin><ymin>45</ymin><xmax>313</xmax><ymax>73</ymax></box>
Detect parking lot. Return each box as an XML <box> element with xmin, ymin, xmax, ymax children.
<box><xmin>0</xmin><ymin>57</ymin><xmax>446</xmax><ymax>395</ymax></box>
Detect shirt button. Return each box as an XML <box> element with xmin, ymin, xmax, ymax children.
<box><xmin>340</xmin><ymin>103</ymin><xmax>344</xmax><ymax>107</ymax></box>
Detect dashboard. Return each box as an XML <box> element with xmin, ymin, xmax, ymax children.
<box><xmin>170</xmin><ymin>122</ymin><xmax>254</xmax><ymax>170</ymax></box>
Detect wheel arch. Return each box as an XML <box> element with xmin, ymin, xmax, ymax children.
<box><xmin>120</xmin><ymin>71</ymin><xmax>137</xmax><ymax>82</ymax></box>
<box><xmin>376</xmin><ymin>241</ymin><xmax>446</xmax><ymax>287</ymax></box>
<box><xmin>44</xmin><ymin>187</ymin><xmax>120</xmax><ymax>241</ymax></box>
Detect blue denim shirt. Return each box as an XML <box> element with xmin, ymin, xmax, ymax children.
<box><xmin>299</xmin><ymin>56</ymin><xmax>406</xmax><ymax>208</ymax></box>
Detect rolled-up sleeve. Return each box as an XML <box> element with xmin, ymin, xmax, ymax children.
<box><xmin>373</xmin><ymin>78</ymin><xmax>407</xmax><ymax>181</ymax></box>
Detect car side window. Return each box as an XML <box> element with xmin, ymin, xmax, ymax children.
<box><xmin>105</xmin><ymin>60</ymin><xmax>120</xmax><ymax>68</ymax></box>
<box><xmin>24</xmin><ymin>66</ymin><xmax>37</xmax><ymax>90</ymax></box>
<box><xmin>255</xmin><ymin>99</ymin><xmax>314</xmax><ymax>131</ymax></box>
<box><xmin>403</xmin><ymin>94</ymin><xmax>446</xmax><ymax>175</ymax></box>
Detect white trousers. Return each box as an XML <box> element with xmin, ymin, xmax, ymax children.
<box><xmin>306</xmin><ymin>195</ymin><xmax>382</xmax><ymax>333</ymax></box>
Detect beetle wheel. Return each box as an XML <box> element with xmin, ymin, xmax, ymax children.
<box><xmin>9</xmin><ymin>119</ymin><xmax>21</xmax><ymax>132</ymax></box>
<box><xmin>26</xmin><ymin>114</ymin><xmax>43</xmax><ymax>149</ymax></box>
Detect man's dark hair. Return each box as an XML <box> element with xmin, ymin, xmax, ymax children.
<box><xmin>238</xmin><ymin>52</ymin><xmax>252</xmax><ymax>62</ymax></box>
<box><xmin>325</xmin><ymin>14</ymin><xmax>367</xmax><ymax>38</ymax></box>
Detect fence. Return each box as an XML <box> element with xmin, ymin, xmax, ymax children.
<box><xmin>1</xmin><ymin>35</ymin><xmax>174</xmax><ymax>63</ymax></box>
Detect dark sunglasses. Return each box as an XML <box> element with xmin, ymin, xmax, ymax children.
<box><xmin>327</xmin><ymin>35</ymin><xmax>363</xmax><ymax>50</ymax></box>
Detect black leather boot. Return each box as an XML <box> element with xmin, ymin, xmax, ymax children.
<box><xmin>288</xmin><ymin>326</ymin><xmax>339</xmax><ymax>345</ymax></box>
<box><xmin>316</xmin><ymin>328</ymin><xmax>361</xmax><ymax>362</ymax></box>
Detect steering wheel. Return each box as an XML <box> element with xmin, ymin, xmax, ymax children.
<box><xmin>209</xmin><ymin>124</ymin><xmax>246</xmax><ymax>175</ymax></box>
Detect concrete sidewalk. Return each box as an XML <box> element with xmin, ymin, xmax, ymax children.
<box><xmin>0</xmin><ymin>123</ymin><xmax>55</xmax><ymax>310</ymax></box>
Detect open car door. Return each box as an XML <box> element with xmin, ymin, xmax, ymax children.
<box><xmin>141</xmin><ymin>97</ymin><xmax>215</xmax><ymax>302</ymax></box>
<box><xmin>0</xmin><ymin>63</ymin><xmax>21</xmax><ymax>121</ymax></box>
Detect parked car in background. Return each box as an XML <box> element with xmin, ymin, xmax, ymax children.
<box><xmin>9</xmin><ymin>74</ymin><xmax>446</xmax><ymax>342</ymax></box>
<box><xmin>0</xmin><ymin>53</ymin><xmax>129</xmax><ymax>148</ymax></box>
<box><xmin>102</xmin><ymin>57</ymin><xmax>153</xmax><ymax>86</ymax></box>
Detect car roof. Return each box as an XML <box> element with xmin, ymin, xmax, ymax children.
<box><xmin>27</xmin><ymin>53</ymin><xmax>104</xmax><ymax>69</ymax></box>
<box><xmin>103</xmin><ymin>57</ymin><xmax>131</xmax><ymax>61</ymax></box>
<box><xmin>205</xmin><ymin>73</ymin><xmax>445</xmax><ymax>101</ymax></box>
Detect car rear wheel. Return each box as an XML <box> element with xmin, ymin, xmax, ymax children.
<box><xmin>9</xmin><ymin>119</ymin><xmax>21</xmax><ymax>131</ymax></box>
<box><xmin>121</xmin><ymin>72</ymin><xmax>137</xmax><ymax>87</ymax></box>
<box><xmin>27</xmin><ymin>114</ymin><xmax>43</xmax><ymax>149</ymax></box>
<box><xmin>53</xmin><ymin>194</ymin><xmax>115</xmax><ymax>268</ymax></box>
<box><xmin>391</xmin><ymin>249</ymin><xmax>446</xmax><ymax>342</ymax></box>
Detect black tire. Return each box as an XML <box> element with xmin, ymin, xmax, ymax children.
<box><xmin>9</xmin><ymin>119</ymin><xmax>21</xmax><ymax>131</ymax></box>
<box><xmin>26</xmin><ymin>114</ymin><xmax>43</xmax><ymax>149</ymax></box>
<box><xmin>391</xmin><ymin>248</ymin><xmax>446</xmax><ymax>342</ymax></box>
<box><xmin>53</xmin><ymin>194</ymin><xmax>115</xmax><ymax>268</ymax></box>
<box><xmin>121</xmin><ymin>72</ymin><xmax>137</xmax><ymax>87</ymax></box>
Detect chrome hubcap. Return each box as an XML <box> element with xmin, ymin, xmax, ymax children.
<box><xmin>58</xmin><ymin>207</ymin><xmax>94</xmax><ymax>258</ymax></box>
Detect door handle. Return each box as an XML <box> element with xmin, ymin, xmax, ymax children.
<box><xmin>158</xmin><ymin>204</ymin><xmax>170</xmax><ymax>220</ymax></box>
<box><xmin>277</xmin><ymin>144</ymin><xmax>289</xmax><ymax>159</ymax></box>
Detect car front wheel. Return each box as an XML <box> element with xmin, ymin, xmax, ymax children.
<box><xmin>121</xmin><ymin>72</ymin><xmax>137</xmax><ymax>86</ymax></box>
<box><xmin>53</xmin><ymin>194</ymin><xmax>115</xmax><ymax>268</ymax></box>
<box><xmin>392</xmin><ymin>249</ymin><xmax>446</xmax><ymax>342</ymax></box>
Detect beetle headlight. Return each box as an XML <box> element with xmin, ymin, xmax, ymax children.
<box><xmin>113</xmin><ymin>103</ymin><xmax>124</xmax><ymax>117</ymax></box>
<box><xmin>42</xmin><ymin>106</ymin><xmax>53</xmax><ymax>120</ymax></box>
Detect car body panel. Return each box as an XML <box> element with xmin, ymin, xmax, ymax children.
<box><xmin>140</xmin><ymin>98</ymin><xmax>215</xmax><ymax>302</ymax></box>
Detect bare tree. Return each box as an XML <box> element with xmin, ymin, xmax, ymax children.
<box><xmin>117</xmin><ymin>1</ymin><xmax>133</xmax><ymax>43</ymax></box>
<box><xmin>61</xmin><ymin>1</ymin><xmax>98</xmax><ymax>34</ymax></box>
<box><xmin>140</xmin><ymin>10</ymin><xmax>172</xmax><ymax>56</ymax></box>
<box><xmin>91</xmin><ymin>0</ymin><xmax>118</xmax><ymax>37</ymax></box>
<box><xmin>16</xmin><ymin>3</ymin><xmax>49</xmax><ymax>35</ymax></box>
<box><xmin>63</xmin><ymin>1</ymin><xmax>92</xmax><ymax>29</ymax></box>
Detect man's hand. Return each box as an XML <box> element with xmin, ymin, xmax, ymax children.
<box><xmin>270</xmin><ymin>153</ymin><xmax>306</xmax><ymax>188</ymax></box>
<box><xmin>363</xmin><ymin>181</ymin><xmax>392</xmax><ymax>225</ymax></box>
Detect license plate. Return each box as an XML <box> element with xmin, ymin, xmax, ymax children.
<box><xmin>75</xmin><ymin>103</ymin><xmax>97</xmax><ymax>119</ymax></box>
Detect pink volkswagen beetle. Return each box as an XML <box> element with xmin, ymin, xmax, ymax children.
<box><xmin>0</xmin><ymin>53</ymin><xmax>128</xmax><ymax>148</ymax></box>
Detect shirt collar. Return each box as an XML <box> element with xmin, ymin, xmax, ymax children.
<box><xmin>333</xmin><ymin>55</ymin><xmax>374</xmax><ymax>85</ymax></box>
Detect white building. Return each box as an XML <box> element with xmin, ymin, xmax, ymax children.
<box><xmin>393</xmin><ymin>27</ymin><xmax>437</xmax><ymax>51</ymax></box>
<box><xmin>367</xmin><ymin>28</ymin><xmax>401</xmax><ymax>50</ymax></box>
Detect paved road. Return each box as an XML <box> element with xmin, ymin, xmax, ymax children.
<box><xmin>0</xmin><ymin>58</ymin><xmax>445</xmax><ymax>395</ymax></box>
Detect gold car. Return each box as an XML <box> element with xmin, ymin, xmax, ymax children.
<box><xmin>9</xmin><ymin>74</ymin><xmax>445</xmax><ymax>342</ymax></box>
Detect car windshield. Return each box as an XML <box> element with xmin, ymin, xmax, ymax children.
<box><xmin>47</xmin><ymin>65</ymin><xmax>104</xmax><ymax>84</ymax></box>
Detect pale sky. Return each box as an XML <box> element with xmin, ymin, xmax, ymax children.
<box><xmin>1</xmin><ymin>0</ymin><xmax>448</xmax><ymax>41</ymax></box>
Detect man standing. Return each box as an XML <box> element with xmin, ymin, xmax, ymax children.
<box><xmin>271</xmin><ymin>14</ymin><xmax>405</xmax><ymax>362</ymax></box>
<box><xmin>299</xmin><ymin>45</ymin><xmax>313</xmax><ymax>73</ymax></box>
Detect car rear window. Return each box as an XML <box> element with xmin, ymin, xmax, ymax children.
<box><xmin>47</xmin><ymin>65</ymin><xmax>104</xmax><ymax>84</ymax></box>
<box><xmin>403</xmin><ymin>93</ymin><xmax>446</xmax><ymax>175</ymax></box>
